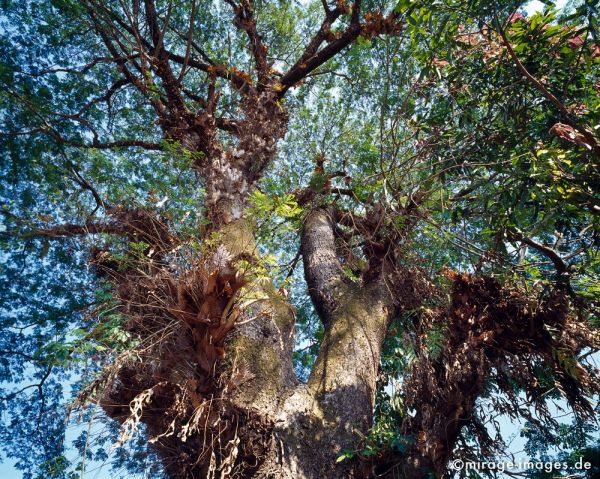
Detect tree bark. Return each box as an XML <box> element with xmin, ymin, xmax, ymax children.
<box><xmin>245</xmin><ymin>208</ymin><xmax>396</xmax><ymax>478</ymax></box>
<box><xmin>185</xmin><ymin>209</ymin><xmax>396</xmax><ymax>478</ymax></box>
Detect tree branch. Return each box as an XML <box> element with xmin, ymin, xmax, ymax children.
<box><xmin>279</xmin><ymin>8</ymin><xmax>357</xmax><ymax>93</ymax></box>
<box><xmin>143</xmin><ymin>0</ymin><xmax>188</xmax><ymax>113</ymax></box>
<box><xmin>279</xmin><ymin>1</ymin><xmax>403</xmax><ymax>94</ymax></box>
<box><xmin>3</xmin><ymin>222</ymin><xmax>129</xmax><ymax>240</ymax></box>
<box><xmin>495</xmin><ymin>17</ymin><xmax>599</xmax><ymax>156</ymax></box>
<box><xmin>66</xmin><ymin>161</ymin><xmax>110</xmax><ymax>214</ymax></box>
<box><xmin>90</xmin><ymin>0</ymin><xmax>250</xmax><ymax>91</ymax></box>
<box><xmin>301</xmin><ymin>207</ymin><xmax>350</xmax><ymax>325</ymax></box>
<box><xmin>225</xmin><ymin>0</ymin><xmax>270</xmax><ymax>83</ymax></box>
<box><xmin>177</xmin><ymin>0</ymin><xmax>197</xmax><ymax>83</ymax></box>
<box><xmin>507</xmin><ymin>229</ymin><xmax>569</xmax><ymax>275</ymax></box>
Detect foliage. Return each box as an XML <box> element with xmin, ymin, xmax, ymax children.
<box><xmin>0</xmin><ymin>0</ymin><xmax>599</xmax><ymax>477</ymax></box>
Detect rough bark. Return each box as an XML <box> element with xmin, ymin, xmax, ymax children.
<box><xmin>38</xmin><ymin>201</ymin><xmax>600</xmax><ymax>479</ymax></box>
<box><xmin>67</xmin><ymin>8</ymin><xmax>408</xmax><ymax>475</ymax></box>
<box><xmin>247</xmin><ymin>208</ymin><xmax>396</xmax><ymax>478</ymax></box>
<box><xmin>84</xmin><ymin>199</ymin><xmax>399</xmax><ymax>478</ymax></box>
<box><xmin>250</xmin><ymin>279</ymin><xmax>392</xmax><ymax>478</ymax></box>
<box><xmin>173</xmin><ymin>209</ymin><xmax>396</xmax><ymax>479</ymax></box>
<box><xmin>155</xmin><ymin>207</ymin><xmax>391</xmax><ymax>479</ymax></box>
<box><xmin>216</xmin><ymin>220</ymin><xmax>298</xmax><ymax>412</ymax></box>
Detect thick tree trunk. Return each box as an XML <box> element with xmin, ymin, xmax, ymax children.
<box><xmin>242</xmin><ymin>208</ymin><xmax>396</xmax><ymax>478</ymax></box>
<box><xmin>173</xmin><ymin>208</ymin><xmax>391</xmax><ymax>478</ymax></box>
<box><xmin>268</xmin><ymin>288</ymin><xmax>391</xmax><ymax>478</ymax></box>
<box><xmin>19</xmin><ymin>3</ymin><xmax>600</xmax><ymax>477</ymax></box>
<box><xmin>215</xmin><ymin>220</ymin><xmax>298</xmax><ymax>413</ymax></box>
<box><xmin>251</xmin><ymin>299</ymin><xmax>392</xmax><ymax>477</ymax></box>
<box><xmin>59</xmin><ymin>183</ymin><xmax>599</xmax><ymax>479</ymax></box>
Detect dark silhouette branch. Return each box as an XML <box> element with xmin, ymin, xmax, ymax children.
<box><xmin>279</xmin><ymin>15</ymin><xmax>360</xmax><ymax>93</ymax></box>
<box><xmin>507</xmin><ymin>229</ymin><xmax>569</xmax><ymax>275</ymax></box>
<box><xmin>279</xmin><ymin>0</ymin><xmax>403</xmax><ymax>94</ymax></box>
<box><xmin>3</xmin><ymin>222</ymin><xmax>130</xmax><ymax>240</ymax></box>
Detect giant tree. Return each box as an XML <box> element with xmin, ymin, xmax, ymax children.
<box><xmin>1</xmin><ymin>0</ymin><xmax>599</xmax><ymax>478</ymax></box>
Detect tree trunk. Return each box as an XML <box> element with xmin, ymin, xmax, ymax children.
<box><xmin>193</xmin><ymin>209</ymin><xmax>395</xmax><ymax>478</ymax></box>
<box><xmin>249</xmin><ymin>283</ymin><xmax>391</xmax><ymax>478</ymax></box>
<box><xmin>246</xmin><ymin>208</ymin><xmax>395</xmax><ymax>478</ymax></box>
